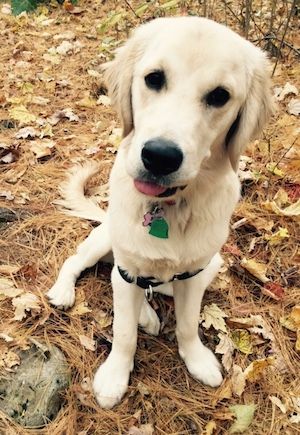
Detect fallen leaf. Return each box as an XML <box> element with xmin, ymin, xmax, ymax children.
<box><xmin>231</xmin><ymin>364</ymin><xmax>246</xmax><ymax>397</ymax></box>
<box><xmin>0</xmin><ymin>278</ymin><xmax>23</xmax><ymax>298</ymax></box>
<box><xmin>49</xmin><ymin>108</ymin><xmax>79</xmax><ymax>125</ymax></box>
<box><xmin>262</xmin><ymin>282</ymin><xmax>285</xmax><ymax>301</ymax></box>
<box><xmin>229</xmin><ymin>404</ymin><xmax>256</xmax><ymax>434</ymax></box>
<box><xmin>274</xmin><ymin>82</ymin><xmax>298</xmax><ymax>101</ymax></box>
<box><xmin>0</xmin><ymin>190</ymin><xmax>14</xmax><ymax>200</ymax></box>
<box><xmin>79</xmin><ymin>334</ymin><xmax>96</xmax><ymax>351</ymax></box>
<box><xmin>55</xmin><ymin>40</ymin><xmax>74</xmax><ymax>55</ymax></box>
<box><xmin>263</xmin><ymin>199</ymin><xmax>300</xmax><ymax>217</ymax></box>
<box><xmin>69</xmin><ymin>302</ymin><xmax>92</xmax><ymax>316</ymax></box>
<box><xmin>244</xmin><ymin>357</ymin><xmax>274</xmax><ymax>382</ymax></box>
<box><xmin>77</xmin><ymin>95</ymin><xmax>96</xmax><ymax>108</ymax></box>
<box><xmin>137</xmin><ymin>381</ymin><xmax>150</xmax><ymax>397</ymax></box>
<box><xmin>200</xmin><ymin>303</ymin><xmax>228</xmax><ymax>333</ymax></box>
<box><xmin>94</xmin><ymin>309</ymin><xmax>112</xmax><ymax>329</ymax></box>
<box><xmin>231</xmin><ymin>330</ymin><xmax>253</xmax><ymax>354</ymax></box>
<box><xmin>288</xmin><ymin>98</ymin><xmax>300</xmax><ymax>116</ymax></box>
<box><xmin>12</xmin><ymin>292</ymin><xmax>41</xmax><ymax>320</ymax></box>
<box><xmin>0</xmin><ymin>264</ymin><xmax>20</xmax><ymax>275</ymax></box>
<box><xmin>265</xmin><ymin>227</ymin><xmax>289</xmax><ymax>246</ymax></box>
<box><xmin>97</xmin><ymin>95</ymin><xmax>111</xmax><ymax>106</ymax></box>
<box><xmin>128</xmin><ymin>424</ymin><xmax>154</xmax><ymax>435</ymax></box>
<box><xmin>0</xmin><ymin>333</ymin><xmax>14</xmax><ymax>342</ymax></box>
<box><xmin>31</xmin><ymin>96</ymin><xmax>50</xmax><ymax>106</ymax></box>
<box><xmin>266</xmin><ymin>162</ymin><xmax>285</xmax><ymax>177</ymax></box>
<box><xmin>269</xmin><ymin>396</ymin><xmax>287</xmax><ymax>414</ymax></box>
<box><xmin>9</xmin><ymin>105</ymin><xmax>36</xmax><ymax>124</ymax></box>
<box><xmin>215</xmin><ymin>332</ymin><xmax>235</xmax><ymax>371</ymax></box>
<box><xmin>0</xmin><ymin>350</ymin><xmax>20</xmax><ymax>370</ymax></box>
<box><xmin>240</xmin><ymin>258</ymin><xmax>269</xmax><ymax>283</ymax></box>
<box><xmin>30</xmin><ymin>139</ymin><xmax>55</xmax><ymax>159</ymax></box>
<box><xmin>15</xmin><ymin>126</ymin><xmax>38</xmax><ymax>139</ymax></box>
<box><xmin>204</xmin><ymin>420</ymin><xmax>217</xmax><ymax>434</ymax></box>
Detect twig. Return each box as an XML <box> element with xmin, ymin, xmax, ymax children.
<box><xmin>220</xmin><ymin>0</ymin><xmax>243</xmax><ymax>25</ymax></box>
<box><xmin>124</xmin><ymin>0</ymin><xmax>140</xmax><ymax>21</ymax></box>
<box><xmin>272</xmin><ymin>0</ymin><xmax>296</xmax><ymax>76</ymax></box>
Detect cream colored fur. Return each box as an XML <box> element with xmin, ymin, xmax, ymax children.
<box><xmin>47</xmin><ymin>17</ymin><xmax>273</xmax><ymax>409</ymax></box>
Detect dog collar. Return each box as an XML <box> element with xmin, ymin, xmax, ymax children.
<box><xmin>117</xmin><ymin>265</ymin><xmax>204</xmax><ymax>300</ymax></box>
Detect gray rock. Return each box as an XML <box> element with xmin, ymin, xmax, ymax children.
<box><xmin>0</xmin><ymin>341</ymin><xmax>70</xmax><ymax>427</ymax></box>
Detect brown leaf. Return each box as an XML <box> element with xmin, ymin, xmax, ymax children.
<box><xmin>262</xmin><ymin>282</ymin><xmax>285</xmax><ymax>301</ymax></box>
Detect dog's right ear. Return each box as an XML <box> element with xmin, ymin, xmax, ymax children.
<box><xmin>102</xmin><ymin>32</ymin><xmax>146</xmax><ymax>138</ymax></box>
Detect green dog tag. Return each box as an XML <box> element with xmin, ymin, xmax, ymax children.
<box><xmin>149</xmin><ymin>218</ymin><xmax>169</xmax><ymax>239</ymax></box>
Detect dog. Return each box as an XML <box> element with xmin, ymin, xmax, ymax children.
<box><xmin>47</xmin><ymin>16</ymin><xmax>273</xmax><ymax>409</ymax></box>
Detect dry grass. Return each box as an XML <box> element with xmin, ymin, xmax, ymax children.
<box><xmin>0</xmin><ymin>1</ymin><xmax>299</xmax><ymax>433</ymax></box>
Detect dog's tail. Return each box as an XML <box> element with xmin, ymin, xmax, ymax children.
<box><xmin>54</xmin><ymin>162</ymin><xmax>106</xmax><ymax>222</ymax></box>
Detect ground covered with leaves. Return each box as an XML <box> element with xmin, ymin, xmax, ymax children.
<box><xmin>0</xmin><ymin>0</ymin><xmax>299</xmax><ymax>433</ymax></box>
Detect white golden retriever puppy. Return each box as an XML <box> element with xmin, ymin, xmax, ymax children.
<box><xmin>47</xmin><ymin>17</ymin><xmax>273</xmax><ymax>409</ymax></box>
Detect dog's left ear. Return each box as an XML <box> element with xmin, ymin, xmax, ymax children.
<box><xmin>226</xmin><ymin>51</ymin><xmax>275</xmax><ymax>171</ymax></box>
<box><xmin>102</xmin><ymin>28</ymin><xmax>147</xmax><ymax>138</ymax></box>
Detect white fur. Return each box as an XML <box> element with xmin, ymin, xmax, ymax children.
<box><xmin>47</xmin><ymin>17</ymin><xmax>273</xmax><ymax>409</ymax></box>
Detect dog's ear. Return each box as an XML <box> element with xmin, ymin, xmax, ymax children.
<box><xmin>226</xmin><ymin>51</ymin><xmax>274</xmax><ymax>171</ymax></box>
<box><xmin>102</xmin><ymin>31</ymin><xmax>146</xmax><ymax>138</ymax></box>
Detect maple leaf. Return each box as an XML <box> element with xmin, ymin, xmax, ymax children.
<box><xmin>231</xmin><ymin>329</ymin><xmax>253</xmax><ymax>354</ymax></box>
<box><xmin>200</xmin><ymin>303</ymin><xmax>228</xmax><ymax>332</ymax></box>
<box><xmin>262</xmin><ymin>282</ymin><xmax>285</xmax><ymax>301</ymax></box>
<box><xmin>244</xmin><ymin>357</ymin><xmax>274</xmax><ymax>382</ymax></box>
<box><xmin>12</xmin><ymin>292</ymin><xmax>41</xmax><ymax>320</ymax></box>
<box><xmin>229</xmin><ymin>404</ymin><xmax>256</xmax><ymax>434</ymax></box>
<box><xmin>9</xmin><ymin>105</ymin><xmax>36</xmax><ymax>124</ymax></box>
<box><xmin>69</xmin><ymin>301</ymin><xmax>92</xmax><ymax>316</ymax></box>
<box><xmin>30</xmin><ymin>139</ymin><xmax>56</xmax><ymax>159</ymax></box>
<box><xmin>215</xmin><ymin>332</ymin><xmax>235</xmax><ymax>371</ymax></box>
<box><xmin>240</xmin><ymin>258</ymin><xmax>269</xmax><ymax>283</ymax></box>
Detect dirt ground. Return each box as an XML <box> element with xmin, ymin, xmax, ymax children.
<box><xmin>0</xmin><ymin>1</ymin><xmax>299</xmax><ymax>434</ymax></box>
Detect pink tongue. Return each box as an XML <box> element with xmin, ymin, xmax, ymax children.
<box><xmin>134</xmin><ymin>180</ymin><xmax>167</xmax><ymax>196</ymax></box>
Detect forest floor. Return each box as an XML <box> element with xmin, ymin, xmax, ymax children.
<box><xmin>0</xmin><ymin>0</ymin><xmax>299</xmax><ymax>434</ymax></box>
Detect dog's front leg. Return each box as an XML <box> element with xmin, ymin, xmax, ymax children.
<box><xmin>174</xmin><ymin>253</ymin><xmax>223</xmax><ymax>387</ymax></box>
<box><xmin>93</xmin><ymin>265</ymin><xmax>144</xmax><ymax>409</ymax></box>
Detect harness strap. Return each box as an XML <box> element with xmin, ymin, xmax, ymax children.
<box><xmin>117</xmin><ymin>265</ymin><xmax>204</xmax><ymax>290</ymax></box>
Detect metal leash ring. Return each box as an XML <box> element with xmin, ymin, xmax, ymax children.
<box><xmin>145</xmin><ymin>284</ymin><xmax>153</xmax><ymax>302</ymax></box>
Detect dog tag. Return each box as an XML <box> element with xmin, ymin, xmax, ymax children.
<box><xmin>149</xmin><ymin>218</ymin><xmax>169</xmax><ymax>239</ymax></box>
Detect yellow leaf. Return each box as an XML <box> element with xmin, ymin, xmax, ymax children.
<box><xmin>266</xmin><ymin>162</ymin><xmax>285</xmax><ymax>177</ymax></box>
<box><xmin>200</xmin><ymin>303</ymin><xmax>228</xmax><ymax>333</ymax></box>
<box><xmin>229</xmin><ymin>404</ymin><xmax>256</xmax><ymax>434</ymax></box>
<box><xmin>244</xmin><ymin>357</ymin><xmax>274</xmax><ymax>382</ymax></box>
<box><xmin>9</xmin><ymin>105</ymin><xmax>36</xmax><ymax>124</ymax></box>
<box><xmin>265</xmin><ymin>227</ymin><xmax>289</xmax><ymax>246</ymax></box>
<box><xmin>280</xmin><ymin>306</ymin><xmax>300</xmax><ymax>332</ymax></box>
<box><xmin>204</xmin><ymin>420</ymin><xmax>217</xmax><ymax>434</ymax></box>
<box><xmin>76</xmin><ymin>95</ymin><xmax>97</xmax><ymax>108</ymax></box>
<box><xmin>263</xmin><ymin>199</ymin><xmax>300</xmax><ymax>217</ymax></box>
<box><xmin>69</xmin><ymin>301</ymin><xmax>92</xmax><ymax>316</ymax></box>
<box><xmin>240</xmin><ymin>258</ymin><xmax>269</xmax><ymax>283</ymax></box>
<box><xmin>291</xmin><ymin>306</ymin><xmax>300</xmax><ymax>326</ymax></box>
<box><xmin>231</xmin><ymin>330</ymin><xmax>253</xmax><ymax>354</ymax></box>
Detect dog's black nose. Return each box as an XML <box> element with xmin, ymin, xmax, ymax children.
<box><xmin>141</xmin><ymin>139</ymin><xmax>183</xmax><ymax>176</ymax></box>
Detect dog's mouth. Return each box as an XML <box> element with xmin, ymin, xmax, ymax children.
<box><xmin>134</xmin><ymin>180</ymin><xmax>185</xmax><ymax>197</ymax></box>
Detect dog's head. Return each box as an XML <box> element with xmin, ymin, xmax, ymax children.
<box><xmin>104</xmin><ymin>17</ymin><xmax>274</xmax><ymax>198</ymax></box>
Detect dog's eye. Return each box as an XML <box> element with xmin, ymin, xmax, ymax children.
<box><xmin>205</xmin><ymin>87</ymin><xmax>230</xmax><ymax>107</ymax></box>
<box><xmin>145</xmin><ymin>71</ymin><xmax>165</xmax><ymax>91</ymax></box>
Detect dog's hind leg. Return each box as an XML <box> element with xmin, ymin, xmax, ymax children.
<box><xmin>47</xmin><ymin>219</ymin><xmax>111</xmax><ymax>309</ymax></box>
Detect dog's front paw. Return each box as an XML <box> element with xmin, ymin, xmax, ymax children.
<box><xmin>93</xmin><ymin>357</ymin><xmax>131</xmax><ymax>409</ymax></box>
<box><xmin>47</xmin><ymin>281</ymin><xmax>75</xmax><ymax>309</ymax></box>
<box><xmin>179</xmin><ymin>341</ymin><xmax>223</xmax><ymax>387</ymax></box>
